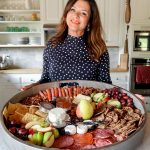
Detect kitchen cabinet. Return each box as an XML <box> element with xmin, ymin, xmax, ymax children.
<box><xmin>42</xmin><ymin>0</ymin><xmax>63</xmax><ymax>24</ymax></box>
<box><xmin>0</xmin><ymin>0</ymin><xmax>44</xmax><ymax>47</ymax></box>
<box><xmin>131</xmin><ymin>0</ymin><xmax>150</xmax><ymax>24</ymax></box>
<box><xmin>96</xmin><ymin>0</ymin><xmax>124</xmax><ymax>47</ymax></box>
<box><xmin>145</xmin><ymin>96</ymin><xmax>150</xmax><ymax>112</ymax></box>
<box><xmin>110</xmin><ymin>72</ymin><xmax>129</xmax><ymax>90</ymax></box>
<box><xmin>42</xmin><ymin>0</ymin><xmax>125</xmax><ymax>47</ymax></box>
<box><xmin>0</xmin><ymin>73</ymin><xmax>41</xmax><ymax>111</ymax></box>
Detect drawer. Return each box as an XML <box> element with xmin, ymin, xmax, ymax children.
<box><xmin>110</xmin><ymin>73</ymin><xmax>128</xmax><ymax>82</ymax></box>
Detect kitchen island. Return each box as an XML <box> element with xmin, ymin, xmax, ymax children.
<box><xmin>0</xmin><ymin>113</ymin><xmax>150</xmax><ymax>150</ymax></box>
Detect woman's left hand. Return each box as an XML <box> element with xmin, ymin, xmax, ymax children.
<box><xmin>135</xmin><ymin>94</ymin><xmax>145</xmax><ymax>104</ymax></box>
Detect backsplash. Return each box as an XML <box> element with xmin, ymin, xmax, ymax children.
<box><xmin>0</xmin><ymin>47</ymin><xmax>119</xmax><ymax>69</ymax></box>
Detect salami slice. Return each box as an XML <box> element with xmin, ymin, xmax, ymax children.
<box><xmin>82</xmin><ymin>144</ymin><xmax>96</xmax><ymax>149</ymax></box>
<box><xmin>94</xmin><ymin>138</ymin><xmax>113</xmax><ymax>147</ymax></box>
<box><xmin>92</xmin><ymin>128</ymin><xmax>114</xmax><ymax>139</ymax></box>
<box><xmin>52</xmin><ymin>135</ymin><xmax>74</xmax><ymax>148</ymax></box>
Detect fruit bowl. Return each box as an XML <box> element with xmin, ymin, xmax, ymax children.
<box><xmin>0</xmin><ymin>80</ymin><xmax>147</xmax><ymax>150</ymax></box>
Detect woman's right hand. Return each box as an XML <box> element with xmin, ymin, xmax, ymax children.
<box><xmin>21</xmin><ymin>82</ymin><xmax>39</xmax><ymax>91</ymax></box>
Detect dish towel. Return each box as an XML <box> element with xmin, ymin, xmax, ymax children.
<box><xmin>136</xmin><ymin>65</ymin><xmax>150</xmax><ymax>84</ymax></box>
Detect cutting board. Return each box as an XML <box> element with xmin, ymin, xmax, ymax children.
<box><xmin>120</xmin><ymin>53</ymin><xmax>128</xmax><ymax>70</ymax></box>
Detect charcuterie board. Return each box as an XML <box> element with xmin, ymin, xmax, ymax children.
<box><xmin>0</xmin><ymin>80</ymin><xmax>146</xmax><ymax>150</ymax></box>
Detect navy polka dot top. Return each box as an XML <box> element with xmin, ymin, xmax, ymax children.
<box><xmin>39</xmin><ymin>34</ymin><xmax>112</xmax><ymax>84</ymax></box>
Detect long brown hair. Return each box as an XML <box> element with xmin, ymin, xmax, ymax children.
<box><xmin>50</xmin><ymin>0</ymin><xmax>106</xmax><ymax>60</ymax></box>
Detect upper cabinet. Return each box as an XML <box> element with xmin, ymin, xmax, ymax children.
<box><xmin>131</xmin><ymin>0</ymin><xmax>150</xmax><ymax>24</ymax></box>
<box><xmin>0</xmin><ymin>0</ymin><xmax>43</xmax><ymax>47</ymax></box>
<box><xmin>42</xmin><ymin>0</ymin><xmax>125</xmax><ymax>47</ymax></box>
<box><xmin>42</xmin><ymin>0</ymin><xmax>63</xmax><ymax>24</ymax></box>
<box><xmin>96</xmin><ymin>0</ymin><xmax>125</xmax><ymax>47</ymax></box>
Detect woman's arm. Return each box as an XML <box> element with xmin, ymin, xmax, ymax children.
<box><xmin>97</xmin><ymin>51</ymin><xmax>112</xmax><ymax>84</ymax></box>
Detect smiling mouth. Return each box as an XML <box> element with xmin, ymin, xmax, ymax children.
<box><xmin>71</xmin><ymin>20</ymin><xmax>80</xmax><ymax>24</ymax></box>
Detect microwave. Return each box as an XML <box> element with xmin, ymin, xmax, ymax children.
<box><xmin>43</xmin><ymin>24</ymin><xmax>57</xmax><ymax>45</ymax></box>
<box><xmin>134</xmin><ymin>31</ymin><xmax>150</xmax><ymax>51</ymax></box>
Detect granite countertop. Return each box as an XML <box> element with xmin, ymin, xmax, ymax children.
<box><xmin>0</xmin><ymin>68</ymin><xmax>128</xmax><ymax>74</ymax></box>
<box><xmin>0</xmin><ymin>113</ymin><xmax>150</xmax><ymax>150</ymax></box>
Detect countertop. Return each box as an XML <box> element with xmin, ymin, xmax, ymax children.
<box><xmin>0</xmin><ymin>68</ymin><xmax>128</xmax><ymax>74</ymax></box>
<box><xmin>0</xmin><ymin>113</ymin><xmax>150</xmax><ymax>150</ymax></box>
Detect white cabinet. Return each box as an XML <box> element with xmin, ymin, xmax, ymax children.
<box><xmin>42</xmin><ymin>0</ymin><xmax>63</xmax><ymax>24</ymax></box>
<box><xmin>0</xmin><ymin>0</ymin><xmax>44</xmax><ymax>47</ymax></box>
<box><xmin>0</xmin><ymin>74</ymin><xmax>21</xmax><ymax>110</ymax></box>
<box><xmin>110</xmin><ymin>72</ymin><xmax>129</xmax><ymax>90</ymax></box>
<box><xmin>96</xmin><ymin>0</ymin><xmax>124</xmax><ymax>47</ymax></box>
<box><xmin>131</xmin><ymin>0</ymin><xmax>150</xmax><ymax>24</ymax></box>
<box><xmin>42</xmin><ymin>0</ymin><xmax>125</xmax><ymax>47</ymax></box>
<box><xmin>145</xmin><ymin>96</ymin><xmax>150</xmax><ymax>112</ymax></box>
<box><xmin>0</xmin><ymin>73</ymin><xmax>41</xmax><ymax>111</ymax></box>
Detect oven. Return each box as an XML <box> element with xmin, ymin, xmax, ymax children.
<box><xmin>130</xmin><ymin>58</ymin><xmax>150</xmax><ymax>96</ymax></box>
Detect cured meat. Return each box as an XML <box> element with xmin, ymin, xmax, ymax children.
<box><xmin>52</xmin><ymin>135</ymin><xmax>74</xmax><ymax>148</ymax></box>
<box><xmin>68</xmin><ymin>87</ymin><xmax>73</xmax><ymax>97</ymax></box>
<box><xmin>54</xmin><ymin>87</ymin><xmax>59</xmax><ymax>97</ymax></box>
<box><xmin>92</xmin><ymin>128</ymin><xmax>114</xmax><ymax>139</ymax></box>
<box><xmin>72</xmin><ymin>133</ymin><xmax>93</xmax><ymax>145</ymax></box>
<box><xmin>58</xmin><ymin>87</ymin><xmax>62</xmax><ymax>97</ymax></box>
<box><xmin>61</xmin><ymin>88</ymin><xmax>66</xmax><ymax>97</ymax></box>
<box><xmin>46</xmin><ymin>89</ymin><xmax>52</xmax><ymax>101</ymax></box>
<box><xmin>82</xmin><ymin>144</ymin><xmax>96</xmax><ymax>149</ymax></box>
<box><xmin>94</xmin><ymin>138</ymin><xmax>113</xmax><ymax>147</ymax></box>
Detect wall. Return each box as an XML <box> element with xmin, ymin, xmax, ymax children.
<box><xmin>0</xmin><ymin>47</ymin><xmax>119</xmax><ymax>69</ymax></box>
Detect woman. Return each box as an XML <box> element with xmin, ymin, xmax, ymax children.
<box><xmin>22</xmin><ymin>0</ymin><xmax>112</xmax><ymax>91</ymax></box>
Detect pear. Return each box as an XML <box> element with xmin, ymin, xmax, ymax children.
<box><xmin>43</xmin><ymin>132</ymin><xmax>53</xmax><ymax>144</ymax></box>
<box><xmin>44</xmin><ymin>134</ymin><xmax>55</xmax><ymax>148</ymax></box>
<box><xmin>76</xmin><ymin>99</ymin><xmax>94</xmax><ymax>120</ymax></box>
<box><xmin>37</xmin><ymin>132</ymin><xmax>44</xmax><ymax>146</ymax></box>
<box><xmin>32</xmin><ymin>133</ymin><xmax>38</xmax><ymax>144</ymax></box>
<box><xmin>52</xmin><ymin>128</ymin><xmax>59</xmax><ymax>138</ymax></box>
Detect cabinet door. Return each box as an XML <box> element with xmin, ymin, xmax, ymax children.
<box><xmin>110</xmin><ymin>72</ymin><xmax>129</xmax><ymax>90</ymax></box>
<box><xmin>104</xmin><ymin>0</ymin><xmax>123</xmax><ymax>46</ymax></box>
<box><xmin>96</xmin><ymin>0</ymin><xmax>124</xmax><ymax>47</ymax></box>
<box><xmin>43</xmin><ymin>0</ymin><xmax>63</xmax><ymax>24</ymax></box>
<box><xmin>131</xmin><ymin>0</ymin><xmax>150</xmax><ymax>24</ymax></box>
<box><xmin>95</xmin><ymin>0</ymin><xmax>105</xmax><ymax>31</ymax></box>
<box><xmin>0</xmin><ymin>74</ymin><xmax>21</xmax><ymax>110</ymax></box>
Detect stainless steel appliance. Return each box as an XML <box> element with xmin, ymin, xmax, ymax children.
<box><xmin>134</xmin><ymin>31</ymin><xmax>150</xmax><ymax>51</ymax></box>
<box><xmin>43</xmin><ymin>24</ymin><xmax>57</xmax><ymax>45</ymax></box>
<box><xmin>130</xmin><ymin>58</ymin><xmax>150</xmax><ymax>95</ymax></box>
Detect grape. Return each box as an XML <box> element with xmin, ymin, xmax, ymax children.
<box><xmin>122</xmin><ymin>96</ymin><xmax>129</xmax><ymax>100</ymax></box>
<box><xmin>122</xmin><ymin>93</ymin><xmax>127</xmax><ymax>96</ymax></box>
<box><xmin>9</xmin><ymin>127</ymin><xmax>17</xmax><ymax>134</ymax></box>
<box><xmin>17</xmin><ymin>128</ymin><xmax>28</xmax><ymax>135</ymax></box>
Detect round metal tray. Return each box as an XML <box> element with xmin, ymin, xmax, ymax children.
<box><xmin>0</xmin><ymin>80</ymin><xmax>147</xmax><ymax>150</ymax></box>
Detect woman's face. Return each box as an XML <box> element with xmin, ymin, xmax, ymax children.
<box><xmin>66</xmin><ymin>0</ymin><xmax>91</xmax><ymax>37</ymax></box>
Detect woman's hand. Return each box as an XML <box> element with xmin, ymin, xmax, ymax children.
<box><xmin>21</xmin><ymin>82</ymin><xmax>39</xmax><ymax>91</ymax></box>
<box><xmin>135</xmin><ymin>94</ymin><xmax>145</xmax><ymax>104</ymax></box>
